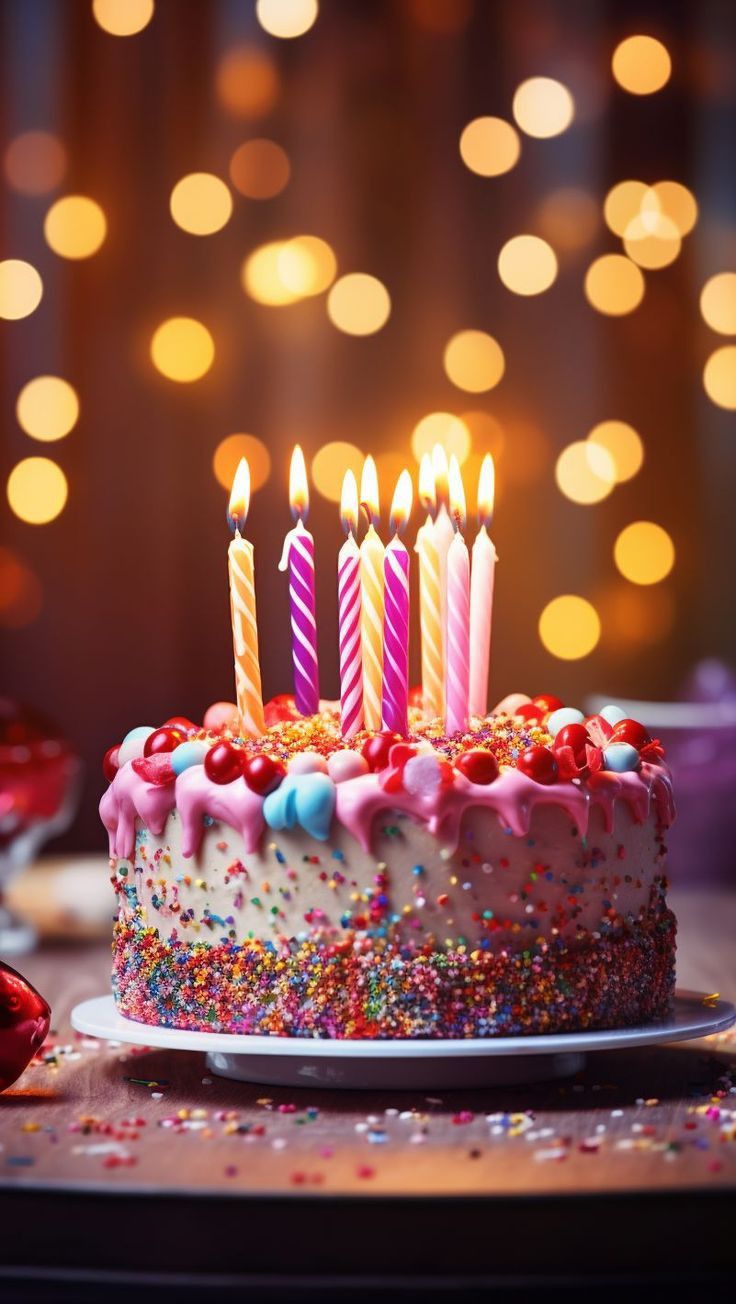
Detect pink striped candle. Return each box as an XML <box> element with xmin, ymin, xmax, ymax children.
<box><xmin>278</xmin><ymin>446</ymin><xmax>320</xmax><ymax>716</ymax></box>
<box><xmin>337</xmin><ymin>470</ymin><xmax>363</xmax><ymax>738</ymax></box>
<box><xmin>445</xmin><ymin>456</ymin><xmax>470</xmax><ymax>736</ymax></box>
<box><xmin>381</xmin><ymin>469</ymin><xmax>413</xmax><ymax>737</ymax></box>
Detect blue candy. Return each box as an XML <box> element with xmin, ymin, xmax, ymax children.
<box><xmin>264</xmin><ymin>773</ymin><xmax>336</xmax><ymax>841</ymax></box>
<box><xmin>171</xmin><ymin>740</ymin><xmax>210</xmax><ymax>775</ymax></box>
<box><xmin>599</xmin><ymin>704</ymin><xmax>627</xmax><ymax>726</ymax></box>
<box><xmin>602</xmin><ymin>742</ymin><xmax>640</xmax><ymax>773</ymax></box>
<box><xmin>547</xmin><ymin>707</ymin><xmax>584</xmax><ymax>737</ymax></box>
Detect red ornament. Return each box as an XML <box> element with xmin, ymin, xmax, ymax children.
<box><xmin>204</xmin><ymin>740</ymin><xmax>245</xmax><ymax>785</ymax></box>
<box><xmin>554</xmin><ymin>723</ymin><xmax>590</xmax><ymax>763</ymax></box>
<box><xmin>361</xmin><ymin>731</ymin><xmax>402</xmax><ymax>772</ymax></box>
<box><xmin>583</xmin><ymin>714</ymin><xmax>614</xmax><ymax>748</ymax></box>
<box><xmin>514</xmin><ymin>702</ymin><xmax>545</xmax><ymax>722</ymax></box>
<box><xmin>456</xmin><ymin>749</ymin><xmax>499</xmax><ymax>785</ymax></box>
<box><xmin>243</xmin><ymin>753</ymin><xmax>286</xmax><ymax>795</ymax></box>
<box><xmin>0</xmin><ymin>962</ymin><xmax>50</xmax><ymax>1093</ymax></box>
<box><xmin>143</xmin><ymin>727</ymin><xmax>183</xmax><ymax>758</ymax></box>
<box><xmin>102</xmin><ymin>745</ymin><xmax>120</xmax><ymax>782</ymax></box>
<box><xmin>163</xmin><ymin>716</ymin><xmax>196</xmax><ymax>734</ymax></box>
<box><xmin>612</xmin><ymin>718</ymin><xmax>651</xmax><ymax>749</ymax></box>
<box><xmin>517</xmin><ymin>745</ymin><xmax>559</xmax><ymax>785</ymax></box>
<box><xmin>532</xmin><ymin>694</ymin><xmax>564</xmax><ymax>715</ymax></box>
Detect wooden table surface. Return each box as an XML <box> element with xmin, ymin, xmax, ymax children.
<box><xmin>1</xmin><ymin>885</ymin><xmax>735</xmax><ymax>1297</ymax></box>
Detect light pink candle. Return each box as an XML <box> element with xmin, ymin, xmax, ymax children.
<box><xmin>381</xmin><ymin>470</ymin><xmax>413</xmax><ymax>736</ymax></box>
<box><xmin>469</xmin><ymin>454</ymin><xmax>497</xmax><ymax>717</ymax></box>
<box><xmin>445</xmin><ymin>456</ymin><xmax>470</xmax><ymax>736</ymax></box>
<box><xmin>337</xmin><ymin>471</ymin><xmax>363</xmax><ymax>738</ymax></box>
<box><xmin>431</xmin><ymin>443</ymin><xmax>455</xmax><ymax>646</ymax></box>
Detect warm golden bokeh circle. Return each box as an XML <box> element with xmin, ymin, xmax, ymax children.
<box><xmin>623</xmin><ymin>212</ymin><xmax>681</xmax><ymax>269</ymax></box>
<box><xmin>311</xmin><ymin>441</ymin><xmax>364</xmax><ymax>502</ymax></box>
<box><xmin>411</xmin><ymin>413</ymin><xmax>471</xmax><ymax>466</ymax></box>
<box><xmin>212</xmin><ymin>435</ymin><xmax>272</xmax><ymax>492</ymax></box>
<box><xmin>243</xmin><ymin>237</ymin><xmax>336</xmax><ymax>305</ymax></box>
<box><xmin>4</xmin><ymin>131</ymin><xmax>66</xmax><ymax>195</ymax></box>
<box><xmin>700</xmin><ymin>274</ymin><xmax>736</xmax><ymax>335</ymax></box>
<box><xmin>230</xmin><ymin>139</ymin><xmax>290</xmax><ymax>198</ymax></box>
<box><xmin>150</xmin><ymin>317</ymin><xmax>215</xmax><ymax>382</ymax></box>
<box><xmin>443</xmin><ymin>330</ymin><xmax>505</xmax><ymax>393</ymax></box>
<box><xmin>459</xmin><ymin>117</ymin><xmax>520</xmax><ymax>177</ymax></box>
<box><xmin>326</xmin><ymin>274</ymin><xmax>391</xmax><ymax>335</ymax></box>
<box><xmin>498</xmin><ymin>235</ymin><xmax>557</xmax><ymax>295</ymax></box>
<box><xmin>614</xmin><ymin>521</ymin><xmax>675</xmax><ymax>585</ymax></box>
<box><xmin>92</xmin><ymin>0</ymin><xmax>154</xmax><ymax>36</ymax></box>
<box><xmin>0</xmin><ymin>260</ymin><xmax>43</xmax><ymax>320</ymax></box>
<box><xmin>587</xmin><ymin>420</ymin><xmax>643</xmax><ymax>483</ymax></box>
<box><xmin>16</xmin><ymin>376</ymin><xmax>80</xmax><ymax>442</ymax></box>
<box><xmin>612</xmin><ymin>35</ymin><xmax>672</xmax><ymax>95</ymax></box>
<box><xmin>650</xmin><ymin>181</ymin><xmax>698</xmax><ymax>236</ymax></box>
<box><xmin>170</xmin><ymin>173</ymin><xmax>233</xmax><ymax>235</ymax></box>
<box><xmin>256</xmin><ymin>0</ymin><xmax>319</xmax><ymax>40</ymax></box>
<box><xmin>535</xmin><ymin>188</ymin><xmax>599</xmax><ymax>251</ymax></box>
<box><xmin>7</xmin><ymin>457</ymin><xmax>68</xmax><ymax>525</ymax></box>
<box><xmin>604</xmin><ymin>180</ymin><xmax>648</xmax><ymax>236</ymax></box>
<box><xmin>555</xmin><ymin>440</ymin><xmax>616</xmax><ymax>504</ymax></box>
<box><xmin>512</xmin><ymin>77</ymin><xmax>574</xmax><ymax>139</ymax></box>
<box><xmin>584</xmin><ymin>254</ymin><xmax>645</xmax><ymax>315</ymax></box>
<box><xmin>703</xmin><ymin>346</ymin><xmax>736</xmax><ymax>409</ymax></box>
<box><xmin>539</xmin><ymin>595</ymin><xmax>601</xmax><ymax>660</ymax></box>
<box><xmin>44</xmin><ymin>195</ymin><xmax>107</xmax><ymax>259</ymax></box>
<box><xmin>0</xmin><ymin>547</ymin><xmax>43</xmax><ymax>628</ymax></box>
<box><xmin>215</xmin><ymin>46</ymin><xmax>280</xmax><ymax>118</ymax></box>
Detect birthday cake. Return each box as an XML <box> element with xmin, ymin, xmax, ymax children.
<box><xmin>100</xmin><ymin>694</ymin><xmax>676</xmax><ymax>1039</ymax></box>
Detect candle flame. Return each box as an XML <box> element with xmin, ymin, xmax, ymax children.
<box><xmin>340</xmin><ymin>469</ymin><xmax>359</xmax><ymax>535</ymax></box>
<box><xmin>360</xmin><ymin>454</ymin><xmax>379</xmax><ymax>527</ymax></box>
<box><xmin>419</xmin><ymin>453</ymin><xmax>436</xmax><ymax>515</ymax></box>
<box><xmin>477</xmin><ymin>453</ymin><xmax>495</xmax><ymax>528</ymax></box>
<box><xmin>448</xmin><ymin>454</ymin><xmax>466</xmax><ymax>532</ymax></box>
<box><xmin>432</xmin><ymin>443</ymin><xmax>449</xmax><ymax>508</ymax></box>
<box><xmin>389</xmin><ymin>468</ymin><xmax>413</xmax><ymax>535</ymax></box>
<box><xmin>228</xmin><ymin>457</ymin><xmax>251</xmax><ymax>533</ymax></box>
<box><xmin>289</xmin><ymin>444</ymin><xmax>309</xmax><ymax>521</ymax></box>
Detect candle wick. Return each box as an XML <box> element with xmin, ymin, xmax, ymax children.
<box><xmin>360</xmin><ymin>501</ymin><xmax>374</xmax><ymax>529</ymax></box>
<box><xmin>452</xmin><ymin>508</ymin><xmax>464</xmax><ymax>533</ymax></box>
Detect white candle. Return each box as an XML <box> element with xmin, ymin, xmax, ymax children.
<box><xmin>469</xmin><ymin>454</ymin><xmax>497</xmax><ymax>717</ymax></box>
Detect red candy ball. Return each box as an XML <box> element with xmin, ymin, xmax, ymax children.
<box><xmin>554</xmin><ymin>723</ymin><xmax>590</xmax><ymax>762</ymax></box>
<box><xmin>163</xmin><ymin>716</ymin><xmax>196</xmax><ymax>734</ymax></box>
<box><xmin>612</xmin><ymin>718</ymin><xmax>651</xmax><ymax>749</ymax></box>
<box><xmin>517</xmin><ymin>745</ymin><xmax>558</xmax><ymax>785</ymax></box>
<box><xmin>361</xmin><ymin>732</ymin><xmax>402</xmax><ymax>772</ymax></box>
<box><xmin>102</xmin><ymin>745</ymin><xmax>120</xmax><ymax>782</ymax></box>
<box><xmin>514</xmin><ymin>702</ymin><xmax>545</xmax><ymax>722</ymax></box>
<box><xmin>532</xmin><ymin>694</ymin><xmax>564</xmax><ymax>715</ymax></box>
<box><xmin>144</xmin><ymin>727</ymin><xmax>183</xmax><ymax>757</ymax></box>
<box><xmin>456</xmin><ymin>749</ymin><xmax>499</xmax><ymax>785</ymax></box>
<box><xmin>243</xmin><ymin>752</ymin><xmax>286</xmax><ymax>795</ymax></box>
<box><xmin>204</xmin><ymin>740</ymin><xmax>245</xmax><ymax>785</ymax></box>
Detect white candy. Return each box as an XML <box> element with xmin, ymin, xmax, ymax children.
<box><xmin>327</xmin><ymin>750</ymin><xmax>369</xmax><ymax>784</ymax></box>
<box><xmin>599</xmin><ymin>704</ymin><xmax>627</xmax><ymax>726</ymax></box>
<box><xmin>493</xmin><ymin>692</ymin><xmax>531</xmax><ymax>716</ymax></box>
<box><xmin>288</xmin><ymin>751</ymin><xmax>328</xmax><ymax>776</ymax></box>
<box><xmin>403</xmin><ymin>754</ymin><xmax>444</xmax><ymax>799</ymax></box>
<box><xmin>118</xmin><ymin>726</ymin><xmax>155</xmax><ymax>766</ymax></box>
<box><xmin>546</xmin><ymin>707</ymin><xmax>584</xmax><ymax>737</ymax></box>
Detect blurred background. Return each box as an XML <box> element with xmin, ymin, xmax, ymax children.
<box><xmin>1</xmin><ymin>0</ymin><xmax>735</xmax><ymax>872</ymax></box>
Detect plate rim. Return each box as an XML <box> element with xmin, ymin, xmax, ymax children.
<box><xmin>71</xmin><ymin>990</ymin><xmax>735</xmax><ymax>1060</ymax></box>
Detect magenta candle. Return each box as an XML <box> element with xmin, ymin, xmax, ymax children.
<box><xmin>381</xmin><ymin>469</ymin><xmax>413</xmax><ymax>737</ymax></box>
<box><xmin>278</xmin><ymin>446</ymin><xmax>320</xmax><ymax>716</ymax></box>
<box><xmin>337</xmin><ymin>470</ymin><xmax>364</xmax><ymax>738</ymax></box>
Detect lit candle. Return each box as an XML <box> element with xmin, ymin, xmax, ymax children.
<box><xmin>278</xmin><ymin>445</ymin><xmax>320</xmax><ymax>716</ymax></box>
<box><xmin>431</xmin><ymin>443</ymin><xmax>455</xmax><ymax>642</ymax></box>
<box><xmin>359</xmin><ymin>455</ymin><xmax>385</xmax><ymax>732</ymax></box>
<box><xmin>227</xmin><ymin>458</ymin><xmax>266</xmax><ymax>738</ymax></box>
<box><xmin>414</xmin><ymin>453</ymin><xmax>443</xmax><ymax>720</ymax></box>
<box><xmin>382</xmin><ymin>469</ymin><xmax>413</xmax><ymax>737</ymax></box>
<box><xmin>469</xmin><ymin>454</ymin><xmax>497</xmax><ymax>717</ymax></box>
<box><xmin>337</xmin><ymin>470</ymin><xmax>364</xmax><ymax>739</ymax></box>
<box><xmin>445</xmin><ymin>455</ymin><xmax>470</xmax><ymax>737</ymax></box>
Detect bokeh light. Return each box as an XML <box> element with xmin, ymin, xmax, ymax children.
<box><xmin>700</xmin><ymin>273</ymin><xmax>736</xmax><ymax>335</ymax></box>
<box><xmin>650</xmin><ymin>181</ymin><xmax>698</xmax><ymax>236</ymax></box>
<box><xmin>150</xmin><ymin>317</ymin><xmax>215</xmax><ymax>382</ymax></box>
<box><xmin>256</xmin><ymin>0</ymin><xmax>318</xmax><ymax>40</ymax></box>
<box><xmin>535</xmin><ymin>187</ymin><xmax>599</xmax><ymax>251</ymax></box>
<box><xmin>612</xmin><ymin>35</ymin><xmax>672</xmax><ymax>95</ymax></box>
<box><xmin>0</xmin><ymin>547</ymin><xmax>43</xmax><ymax>629</ymax></box>
<box><xmin>92</xmin><ymin>0</ymin><xmax>155</xmax><ymax>36</ymax></box>
<box><xmin>459</xmin><ymin>117</ymin><xmax>520</xmax><ymax>177</ymax></box>
<box><xmin>230</xmin><ymin>139</ymin><xmax>290</xmax><ymax>199</ymax></box>
<box><xmin>623</xmin><ymin>211</ymin><xmax>681</xmax><ymax>269</ymax></box>
<box><xmin>614</xmin><ymin>521</ymin><xmax>675</xmax><ymax>585</ymax></box>
<box><xmin>326</xmin><ymin>273</ymin><xmax>391</xmax><ymax>335</ymax></box>
<box><xmin>443</xmin><ymin>330</ymin><xmax>505</xmax><ymax>393</ymax></box>
<box><xmin>212</xmin><ymin>434</ymin><xmax>272</xmax><ymax>492</ymax></box>
<box><xmin>587</xmin><ymin>420</ymin><xmax>643</xmax><ymax>483</ymax></box>
<box><xmin>555</xmin><ymin>440</ymin><xmax>616</xmax><ymax>504</ymax></box>
<box><xmin>538</xmin><ymin>595</ymin><xmax>601</xmax><ymax>660</ymax></box>
<box><xmin>0</xmin><ymin>260</ymin><xmax>43</xmax><ymax>320</ymax></box>
<box><xmin>243</xmin><ymin>236</ymin><xmax>336</xmax><ymax>305</ymax></box>
<box><xmin>311</xmin><ymin>441</ymin><xmax>364</xmax><ymax>502</ymax></box>
<box><xmin>7</xmin><ymin>457</ymin><xmax>68</xmax><ymax>525</ymax></box>
<box><xmin>170</xmin><ymin>173</ymin><xmax>233</xmax><ymax>235</ymax></box>
<box><xmin>411</xmin><ymin>413</ymin><xmax>471</xmax><ymax>466</ymax></box>
<box><xmin>703</xmin><ymin>345</ymin><xmax>736</xmax><ymax>409</ymax></box>
<box><xmin>44</xmin><ymin>195</ymin><xmax>107</xmax><ymax>259</ymax></box>
<box><xmin>16</xmin><ymin>377</ymin><xmax>80</xmax><ymax>442</ymax></box>
<box><xmin>215</xmin><ymin>46</ymin><xmax>280</xmax><ymax>118</ymax></box>
<box><xmin>498</xmin><ymin>235</ymin><xmax>557</xmax><ymax>295</ymax></box>
<box><xmin>512</xmin><ymin>77</ymin><xmax>574</xmax><ymax>138</ymax></box>
<box><xmin>604</xmin><ymin>180</ymin><xmax>649</xmax><ymax>236</ymax></box>
<box><xmin>4</xmin><ymin>131</ymin><xmax>66</xmax><ymax>195</ymax></box>
<box><xmin>584</xmin><ymin>254</ymin><xmax>644</xmax><ymax>315</ymax></box>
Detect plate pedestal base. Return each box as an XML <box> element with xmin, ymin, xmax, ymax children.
<box><xmin>205</xmin><ymin>1048</ymin><xmax>586</xmax><ymax>1089</ymax></box>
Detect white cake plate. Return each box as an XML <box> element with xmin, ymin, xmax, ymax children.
<box><xmin>70</xmin><ymin>991</ymin><xmax>735</xmax><ymax>1090</ymax></box>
